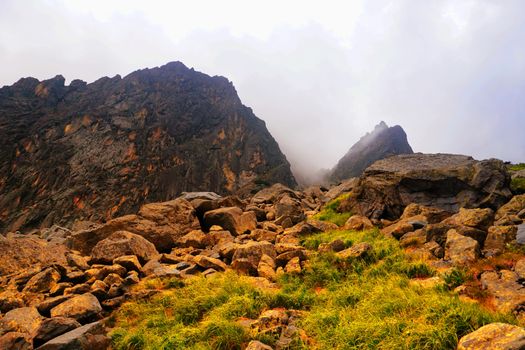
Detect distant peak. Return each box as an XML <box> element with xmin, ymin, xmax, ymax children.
<box><xmin>374</xmin><ymin>121</ymin><xmax>389</xmax><ymax>132</ymax></box>
<box><xmin>160</xmin><ymin>61</ymin><xmax>189</xmax><ymax>71</ymax></box>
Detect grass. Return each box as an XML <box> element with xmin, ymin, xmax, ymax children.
<box><xmin>110</xmin><ymin>229</ymin><xmax>517</xmax><ymax>350</ymax></box>
<box><xmin>311</xmin><ymin>194</ymin><xmax>352</xmax><ymax>227</ymax></box>
<box><xmin>508</xmin><ymin>163</ymin><xmax>525</xmax><ymax>171</ymax></box>
<box><xmin>511</xmin><ymin>177</ymin><xmax>525</xmax><ymax>194</ymax></box>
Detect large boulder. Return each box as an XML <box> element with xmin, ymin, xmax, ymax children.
<box><xmin>50</xmin><ymin>293</ymin><xmax>102</xmax><ymax>323</ymax></box>
<box><xmin>457</xmin><ymin>323</ymin><xmax>525</xmax><ymax>350</ymax></box>
<box><xmin>67</xmin><ymin>198</ymin><xmax>200</xmax><ymax>254</ymax></box>
<box><xmin>480</xmin><ymin>270</ymin><xmax>525</xmax><ymax>313</ymax></box>
<box><xmin>90</xmin><ymin>231</ymin><xmax>158</xmax><ymax>264</ymax></box>
<box><xmin>483</xmin><ymin>225</ymin><xmax>518</xmax><ymax>256</ymax></box>
<box><xmin>32</xmin><ymin>317</ymin><xmax>81</xmax><ymax>348</ymax></box>
<box><xmin>441</xmin><ymin>208</ymin><xmax>494</xmax><ymax>231</ymax></box>
<box><xmin>496</xmin><ymin>194</ymin><xmax>525</xmax><ymax>221</ymax></box>
<box><xmin>251</xmin><ymin>184</ymin><xmax>299</xmax><ymax>205</ymax></box>
<box><xmin>37</xmin><ymin>321</ymin><xmax>109</xmax><ymax>350</ymax></box>
<box><xmin>203</xmin><ymin>207</ymin><xmax>256</xmax><ymax>235</ymax></box>
<box><xmin>231</xmin><ymin>241</ymin><xmax>277</xmax><ymax>275</ymax></box>
<box><xmin>274</xmin><ymin>195</ymin><xmax>305</xmax><ymax>225</ymax></box>
<box><xmin>444</xmin><ymin>229</ymin><xmax>480</xmax><ymax>265</ymax></box>
<box><xmin>0</xmin><ymin>307</ymin><xmax>43</xmax><ymax>335</ymax></box>
<box><xmin>339</xmin><ymin>154</ymin><xmax>512</xmax><ymax>220</ymax></box>
<box><xmin>0</xmin><ymin>235</ymin><xmax>68</xmax><ymax>276</ymax></box>
<box><xmin>400</xmin><ymin>203</ymin><xmax>452</xmax><ymax>224</ymax></box>
<box><xmin>23</xmin><ymin>267</ymin><xmax>61</xmax><ymax>294</ymax></box>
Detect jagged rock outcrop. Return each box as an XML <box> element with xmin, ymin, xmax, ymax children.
<box><xmin>339</xmin><ymin>153</ymin><xmax>512</xmax><ymax>220</ymax></box>
<box><xmin>329</xmin><ymin>121</ymin><xmax>413</xmax><ymax>181</ymax></box>
<box><xmin>0</xmin><ymin>61</ymin><xmax>296</xmax><ymax>233</ymax></box>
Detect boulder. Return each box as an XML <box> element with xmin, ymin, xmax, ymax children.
<box><xmin>36</xmin><ymin>296</ymin><xmax>73</xmax><ymax>315</ymax></box>
<box><xmin>178</xmin><ymin>230</ymin><xmax>207</xmax><ymax>248</ymax></box>
<box><xmin>66</xmin><ymin>198</ymin><xmax>200</xmax><ymax>254</ymax></box>
<box><xmin>192</xmin><ymin>255</ymin><xmax>228</xmax><ymax>272</ymax></box>
<box><xmin>246</xmin><ymin>340</ymin><xmax>274</xmax><ymax>350</ymax></box>
<box><xmin>344</xmin><ymin>215</ymin><xmax>374</xmax><ymax>231</ymax></box>
<box><xmin>381</xmin><ymin>219</ymin><xmax>420</xmax><ymax>239</ymax></box>
<box><xmin>203</xmin><ymin>207</ymin><xmax>257</xmax><ymax>235</ymax></box>
<box><xmin>251</xmin><ymin>184</ymin><xmax>299</xmax><ymax>205</ymax></box>
<box><xmin>32</xmin><ymin>317</ymin><xmax>81</xmax><ymax>348</ymax></box>
<box><xmin>23</xmin><ymin>268</ymin><xmax>61</xmax><ymax>294</ymax></box>
<box><xmin>337</xmin><ymin>242</ymin><xmax>372</xmax><ymax>259</ymax></box>
<box><xmin>249</xmin><ymin>229</ymin><xmax>278</xmax><ymax>243</ymax></box>
<box><xmin>444</xmin><ymin>230</ymin><xmax>480</xmax><ymax>265</ymax></box>
<box><xmin>257</xmin><ymin>254</ymin><xmax>277</xmax><ymax>281</ymax></box>
<box><xmin>480</xmin><ymin>270</ymin><xmax>525</xmax><ymax>313</ymax></box>
<box><xmin>339</xmin><ymin>154</ymin><xmax>512</xmax><ymax>220</ymax></box>
<box><xmin>0</xmin><ymin>291</ymin><xmax>24</xmax><ymax>313</ymax></box>
<box><xmin>318</xmin><ymin>239</ymin><xmax>346</xmax><ymax>253</ymax></box>
<box><xmin>0</xmin><ymin>307</ymin><xmax>43</xmax><ymax>335</ymax></box>
<box><xmin>423</xmin><ymin>222</ymin><xmax>487</xmax><ymax>247</ymax></box>
<box><xmin>457</xmin><ymin>323</ymin><xmax>525</xmax><ymax>350</ymax></box>
<box><xmin>90</xmin><ymin>231</ymin><xmax>158</xmax><ymax>264</ymax></box>
<box><xmin>307</xmin><ymin>219</ymin><xmax>339</xmax><ymax>232</ymax></box>
<box><xmin>400</xmin><ymin>203</ymin><xmax>452</xmax><ymax>224</ymax></box>
<box><xmin>399</xmin><ymin>230</ymin><xmax>427</xmax><ymax>248</ymax></box>
<box><xmin>37</xmin><ymin>321</ymin><xmax>109</xmax><ymax>350</ymax></box>
<box><xmin>442</xmin><ymin>208</ymin><xmax>494</xmax><ymax>231</ymax></box>
<box><xmin>496</xmin><ymin>194</ymin><xmax>525</xmax><ymax>220</ymax></box>
<box><xmin>66</xmin><ymin>254</ymin><xmax>90</xmax><ymax>271</ymax></box>
<box><xmin>0</xmin><ymin>235</ymin><xmax>68</xmax><ymax>276</ymax></box>
<box><xmin>515</xmin><ymin>258</ymin><xmax>525</xmax><ymax>280</ymax></box>
<box><xmin>274</xmin><ymin>195</ymin><xmax>305</xmax><ymax>225</ymax></box>
<box><xmin>50</xmin><ymin>293</ymin><xmax>102</xmax><ymax>323</ymax></box>
<box><xmin>231</xmin><ymin>241</ymin><xmax>276</xmax><ymax>275</ymax></box>
<box><xmin>0</xmin><ymin>332</ymin><xmax>31</xmax><ymax>350</ymax></box>
<box><xmin>284</xmin><ymin>257</ymin><xmax>301</xmax><ymax>274</ymax></box>
<box><xmin>483</xmin><ymin>226</ymin><xmax>518</xmax><ymax>256</ymax></box>
<box><xmin>113</xmin><ymin>255</ymin><xmax>142</xmax><ymax>272</ymax></box>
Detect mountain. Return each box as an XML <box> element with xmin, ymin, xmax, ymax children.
<box><xmin>329</xmin><ymin>121</ymin><xmax>413</xmax><ymax>181</ymax></box>
<box><xmin>0</xmin><ymin>61</ymin><xmax>296</xmax><ymax>233</ymax></box>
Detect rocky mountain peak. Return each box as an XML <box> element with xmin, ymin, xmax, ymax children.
<box><xmin>329</xmin><ymin>121</ymin><xmax>413</xmax><ymax>181</ymax></box>
<box><xmin>0</xmin><ymin>62</ymin><xmax>296</xmax><ymax>233</ymax></box>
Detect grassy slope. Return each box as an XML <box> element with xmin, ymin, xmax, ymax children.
<box><xmin>109</xmin><ymin>229</ymin><xmax>516</xmax><ymax>350</ymax></box>
<box><xmin>509</xmin><ymin>163</ymin><xmax>525</xmax><ymax>193</ymax></box>
<box><xmin>311</xmin><ymin>194</ymin><xmax>352</xmax><ymax>227</ymax></box>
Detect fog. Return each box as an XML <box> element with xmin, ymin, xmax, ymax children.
<box><xmin>1</xmin><ymin>0</ymin><xmax>524</xmax><ymax>180</ymax></box>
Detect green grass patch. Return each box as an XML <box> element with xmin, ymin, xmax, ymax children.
<box><xmin>111</xmin><ymin>229</ymin><xmax>517</xmax><ymax>350</ymax></box>
<box><xmin>511</xmin><ymin>177</ymin><xmax>525</xmax><ymax>194</ymax></box>
<box><xmin>311</xmin><ymin>194</ymin><xmax>352</xmax><ymax>226</ymax></box>
<box><xmin>509</xmin><ymin>163</ymin><xmax>525</xmax><ymax>171</ymax></box>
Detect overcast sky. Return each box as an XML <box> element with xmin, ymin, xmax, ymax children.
<box><xmin>1</xmin><ymin>0</ymin><xmax>524</xmax><ymax>177</ymax></box>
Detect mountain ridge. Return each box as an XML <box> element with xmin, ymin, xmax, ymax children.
<box><xmin>0</xmin><ymin>61</ymin><xmax>296</xmax><ymax>233</ymax></box>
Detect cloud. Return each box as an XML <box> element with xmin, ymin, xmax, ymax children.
<box><xmin>0</xmin><ymin>0</ymin><xmax>524</xmax><ymax>181</ymax></box>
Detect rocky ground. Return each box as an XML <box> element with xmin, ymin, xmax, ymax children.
<box><xmin>1</xmin><ymin>154</ymin><xmax>525</xmax><ymax>349</ymax></box>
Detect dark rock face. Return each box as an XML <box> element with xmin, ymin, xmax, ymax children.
<box><xmin>339</xmin><ymin>153</ymin><xmax>513</xmax><ymax>220</ymax></box>
<box><xmin>330</xmin><ymin>121</ymin><xmax>413</xmax><ymax>181</ymax></box>
<box><xmin>0</xmin><ymin>61</ymin><xmax>296</xmax><ymax>232</ymax></box>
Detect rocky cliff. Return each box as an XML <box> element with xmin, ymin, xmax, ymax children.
<box><xmin>329</xmin><ymin>121</ymin><xmax>413</xmax><ymax>181</ymax></box>
<box><xmin>0</xmin><ymin>62</ymin><xmax>296</xmax><ymax>233</ymax></box>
